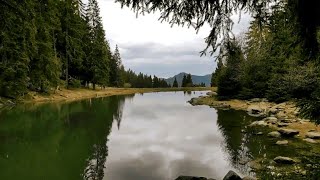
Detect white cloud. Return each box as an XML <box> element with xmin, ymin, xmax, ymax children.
<box><xmin>99</xmin><ymin>0</ymin><xmax>251</xmax><ymax>78</ymax></box>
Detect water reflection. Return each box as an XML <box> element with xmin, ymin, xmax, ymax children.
<box><xmin>0</xmin><ymin>91</ymin><xmax>276</xmax><ymax>180</ymax></box>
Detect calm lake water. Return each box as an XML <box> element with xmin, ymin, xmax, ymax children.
<box><xmin>0</xmin><ymin>91</ymin><xmax>319</xmax><ymax>180</ymax></box>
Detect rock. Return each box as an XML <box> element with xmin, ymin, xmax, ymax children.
<box><xmin>268</xmin><ymin>131</ymin><xmax>281</xmax><ymax>138</ymax></box>
<box><xmin>280</xmin><ymin>119</ymin><xmax>293</xmax><ymax>123</ymax></box>
<box><xmin>264</xmin><ymin>117</ymin><xmax>278</xmax><ymax>124</ymax></box>
<box><xmin>277</xmin><ymin>123</ymin><xmax>289</xmax><ymax>127</ymax></box>
<box><xmin>276</xmin><ymin>140</ymin><xmax>289</xmax><ymax>145</ymax></box>
<box><xmin>247</xmin><ymin>105</ymin><xmax>264</xmax><ymax>116</ymax></box>
<box><xmin>274</xmin><ymin>156</ymin><xmax>296</xmax><ymax>164</ymax></box>
<box><xmin>249</xmin><ymin>121</ymin><xmax>268</xmax><ymax>127</ymax></box>
<box><xmin>242</xmin><ymin>177</ymin><xmax>257</xmax><ymax>180</ymax></box>
<box><xmin>303</xmin><ymin>138</ymin><xmax>318</xmax><ymax>144</ymax></box>
<box><xmin>256</xmin><ymin>132</ymin><xmax>264</xmax><ymax>135</ymax></box>
<box><xmin>278</xmin><ymin>129</ymin><xmax>299</xmax><ymax>137</ymax></box>
<box><xmin>305</xmin><ymin>132</ymin><xmax>320</xmax><ymax>139</ymax></box>
<box><xmin>223</xmin><ymin>170</ymin><xmax>242</xmax><ymax>180</ymax></box>
<box><xmin>188</xmin><ymin>98</ymin><xmax>199</xmax><ymax>105</ymax></box>
<box><xmin>276</xmin><ymin>111</ymin><xmax>288</xmax><ymax>119</ymax></box>
<box><xmin>175</xmin><ymin>176</ymin><xmax>209</xmax><ymax>180</ymax></box>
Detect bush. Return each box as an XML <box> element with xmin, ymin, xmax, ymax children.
<box><xmin>69</xmin><ymin>78</ymin><xmax>81</xmax><ymax>88</ymax></box>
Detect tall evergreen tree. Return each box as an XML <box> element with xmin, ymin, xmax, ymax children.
<box><xmin>172</xmin><ymin>77</ymin><xmax>179</xmax><ymax>87</ymax></box>
<box><xmin>181</xmin><ymin>74</ymin><xmax>187</xmax><ymax>87</ymax></box>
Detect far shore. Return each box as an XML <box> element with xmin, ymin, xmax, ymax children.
<box><xmin>0</xmin><ymin>87</ymin><xmax>215</xmax><ymax>106</ymax></box>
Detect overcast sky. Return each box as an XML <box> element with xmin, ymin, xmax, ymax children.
<box><xmin>99</xmin><ymin>0</ymin><xmax>251</xmax><ymax>78</ymax></box>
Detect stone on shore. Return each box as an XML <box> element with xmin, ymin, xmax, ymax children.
<box><xmin>305</xmin><ymin>132</ymin><xmax>320</xmax><ymax>139</ymax></box>
<box><xmin>278</xmin><ymin>129</ymin><xmax>299</xmax><ymax>137</ymax></box>
<box><xmin>249</xmin><ymin>120</ymin><xmax>268</xmax><ymax>127</ymax></box>
<box><xmin>303</xmin><ymin>138</ymin><xmax>318</xmax><ymax>144</ymax></box>
<box><xmin>274</xmin><ymin>156</ymin><xmax>296</xmax><ymax>164</ymax></box>
<box><xmin>264</xmin><ymin>117</ymin><xmax>278</xmax><ymax>124</ymax></box>
<box><xmin>247</xmin><ymin>105</ymin><xmax>266</xmax><ymax>117</ymax></box>
<box><xmin>268</xmin><ymin>131</ymin><xmax>281</xmax><ymax>138</ymax></box>
<box><xmin>223</xmin><ymin>170</ymin><xmax>242</xmax><ymax>180</ymax></box>
<box><xmin>276</xmin><ymin>140</ymin><xmax>289</xmax><ymax>145</ymax></box>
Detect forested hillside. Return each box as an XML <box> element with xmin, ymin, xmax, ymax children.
<box><xmin>0</xmin><ymin>0</ymin><xmax>170</xmax><ymax>99</ymax></box>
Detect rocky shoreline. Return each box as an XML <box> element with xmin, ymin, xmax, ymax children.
<box><xmin>188</xmin><ymin>91</ymin><xmax>320</xmax><ymax>179</ymax></box>
<box><xmin>189</xmin><ymin>92</ymin><xmax>320</xmax><ymax>142</ymax></box>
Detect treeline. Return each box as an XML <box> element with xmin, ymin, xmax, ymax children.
<box><xmin>171</xmin><ymin>74</ymin><xmax>206</xmax><ymax>88</ymax></box>
<box><xmin>0</xmin><ymin>0</ymin><xmax>171</xmax><ymax>99</ymax></box>
<box><xmin>122</xmin><ymin>70</ymin><xmax>170</xmax><ymax>88</ymax></box>
<box><xmin>211</xmin><ymin>2</ymin><xmax>320</xmax><ymax>123</ymax></box>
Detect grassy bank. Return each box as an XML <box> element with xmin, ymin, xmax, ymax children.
<box><xmin>6</xmin><ymin>87</ymin><xmax>214</xmax><ymax>104</ymax></box>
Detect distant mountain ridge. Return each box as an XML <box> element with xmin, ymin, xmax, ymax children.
<box><xmin>165</xmin><ymin>72</ymin><xmax>212</xmax><ymax>87</ymax></box>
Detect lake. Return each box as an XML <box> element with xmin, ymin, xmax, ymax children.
<box><xmin>0</xmin><ymin>91</ymin><xmax>319</xmax><ymax>180</ymax></box>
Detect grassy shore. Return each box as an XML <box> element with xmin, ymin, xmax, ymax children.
<box><xmin>13</xmin><ymin>87</ymin><xmax>215</xmax><ymax>104</ymax></box>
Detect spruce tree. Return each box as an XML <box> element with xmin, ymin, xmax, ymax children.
<box><xmin>181</xmin><ymin>74</ymin><xmax>187</xmax><ymax>87</ymax></box>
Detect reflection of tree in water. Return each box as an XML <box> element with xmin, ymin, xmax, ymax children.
<box><xmin>216</xmin><ymin>110</ymin><xmax>265</xmax><ymax>175</ymax></box>
<box><xmin>83</xmin><ymin>95</ymin><xmax>128</xmax><ymax>180</ymax></box>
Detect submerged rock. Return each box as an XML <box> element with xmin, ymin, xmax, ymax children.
<box><xmin>223</xmin><ymin>170</ymin><xmax>242</xmax><ymax>180</ymax></box>
<box><xmin>278</xmin><ymin>128</ymin><xmax>299</xmax><ymax>137</ymax></box>
<box><xmin>276</xmin><ymin>140</ymin><xmax>289</xmax><ymax>145</ymax></box>
<box><xmin>274</xmin><ymin>156</ymin><xmax>296</xmax><ymax>164</ymax></box>
<box><xmin>268</xmin><ymin>131</ymin><xmax>281</xmax><ymax>138</ymax></box>
<box><xmin>303</xmin><ymin>138</ymin><xmax>318</xmax><ymax>144</ymax></box>
<box><xmin>305</xmin><ymin>132</ymin><xmax>320</xmax><ymax>139</ymax></box>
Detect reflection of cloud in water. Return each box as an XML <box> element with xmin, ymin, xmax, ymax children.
<box><xmin>104</xmin><ymin>91</ymin><xmax>240</xmax><ymax>180</ymax></box>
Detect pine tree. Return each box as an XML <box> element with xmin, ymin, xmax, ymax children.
<box><xmin>172</xmin><ymin>77</ymin><xmax>179</xmax><ymax>87</ymax></box>
<box><xmin>85</xmin><ymin>0</ymin><xmax>110</xmax><ymax>89</ymax></box>
<box><xmin>109</xmin><ymin>45</ymin><xmax>123</xmax><ymax>87</ymax></box>
<box><xmin>181</xmin><ymin>74</ymin><xmax>187</xmax><ymax>87</ymax></box>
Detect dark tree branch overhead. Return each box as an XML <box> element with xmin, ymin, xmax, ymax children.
<box><xmin>115</xmin><ymin>0</ymin><xmax>320</xmax><ymax>57</ymax></box>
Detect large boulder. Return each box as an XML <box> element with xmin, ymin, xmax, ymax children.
<box><xmin>223</xmin><ymin>170</ymin><xmax>242</xmax><ymax>180</ymax></box>
<box><xmin>268</xmin><ymin>131</ymin><xmax>281</xmax><ymax>138</ymax></box>
<box><xmin>305</xmin><ymin>132</ymin><xmax>320</xmax><ymax>139</ymax></box>
<box><xmin>278</xmin><ymin>129</ymin><xmax>299</xmax><ymax>137</ymax></box>
<box><xmin>274</xmin><ymin>156</ymin><xmax>296</xmax><ymax>164</ymax></box>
